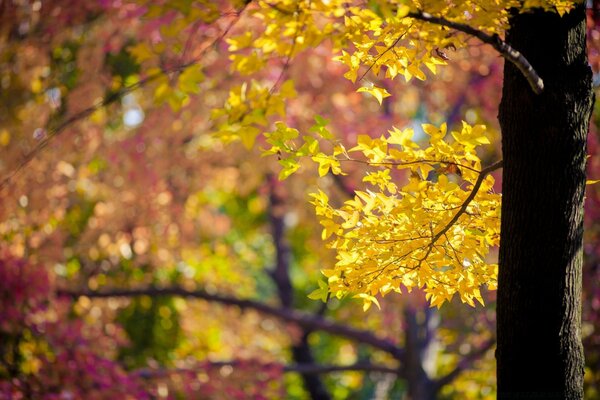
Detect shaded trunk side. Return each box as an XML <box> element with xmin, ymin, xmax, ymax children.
<box><xmin>497</xmin><ymin>4</ymin><xmax>593</xmax><ymax>399</ymax></box>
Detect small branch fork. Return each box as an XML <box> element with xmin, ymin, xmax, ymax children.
<box><xmin>407</xmin><ymin>11</ymin><xmax>544</xmax><ymax>94</ymax></box>
<box><xmin>414</xmin><ymin>159</ymin><xmax>502</xmax><ymax>269</ymax></box>
<box><xmin>429</xmin><ymin>159</ymin><xmax>503</xmax><ymax>247</ymax></box>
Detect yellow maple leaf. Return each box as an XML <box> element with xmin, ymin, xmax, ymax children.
<box><xmin>357</xmin><ymin>85</ymin><xmax>391</xmax><ymax>105</ymax></box>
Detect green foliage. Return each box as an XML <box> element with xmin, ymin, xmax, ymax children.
<box><xmin>118</xmin><ymin>296</ymin><xmax>181</xmax><ymax>368</ymax></box>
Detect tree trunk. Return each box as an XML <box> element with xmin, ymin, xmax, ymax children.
<box><xmin>268</xmin><ymin>180</ymin><xmax>332</xmax><ymax>400</ymax></box>
<box><xmin>403</xmin><ymin>305</ymin><xmax>436</xmax><ymax>400</ymax></box>
<box><xmin>497</xmin><ymin>4</ymin><xmax>594</xmax><ymax>399</ymax></box>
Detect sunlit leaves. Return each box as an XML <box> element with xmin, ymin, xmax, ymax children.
<box><xmin>304</xmin><ymin>121</ymin><xmax>501</xmax><ymax>309</ymax></box>
<box><xmin>130</xmin><ymin>0</ymin><xmax>574</xmax><ymax>312</ymax></box>
<box><xmin>212</xmin><ymin>80</ymin><xmax>297</xmax><ymax>148</ymax></box>
<box><xmin>128</xmin><ymin>42</ymin><xmax>154</xmax><ymax>64</ymax></box>
<box><xmin>257</xmin><ymin>116</ymin><xmax>500</xmax><ymax>308</ymax></box>
<box><xmin>307</xmin><ymin>278</ymin><xmax>330</xmax><ymax>302</ymax></box>
<box><xmin>178</xmin><ymin>66</ymin><xmax>205</xmax><ymax>95</ymax></box>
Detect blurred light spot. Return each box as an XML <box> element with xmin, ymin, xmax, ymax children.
<box><xmin>33</xmin><ymin>128</ymin><xmax>47</xmax><ymax>140</ymax></box>
<box><xmin>0</xmin><ymin>129</ymin><xmax>9</xmax><ymax>146</ymax></box>
<box><xmin>54</xmin><ymin>263</ymin><xmax>67</xmax><ymax>276</ymax></box>
<box><xmin>133</xmin><ymin>239</ymin><xmax>149</xmax><ymax>255</ymax></box>
<box><xmin>18</xmin><ymin>21</ymin><xmax>30</xmax><ymax>36</ymax></box>
<box><xmin>119</xmin><ymin>242</ymin><xmax>133</xmax><ymax>259</ymax></box>
<box><xmin>57</xmin><ymin>161</ymin><xmax>75</xmax><ymax>177</ymax></box>
<box><xmin>157</xmin><ymin>383</ymin><xmax>169</xmax><ymax>398</ymax></box>
<box><xmin>19</xmin><ymin>195</ymin><xmax>28</xmax><ymax>207</ymax></box>
<box><xmin>465</xmin><ymin>109</ymin><xmax>477</xmax><ymax>124</ymax></box>
<box><xmin>45</xmin><ymin>87</ymin><xmax>62</xmax><ymax>109</ymax></box>
<box><xmin>123</xmin><ymin>107</ymin><xmax>144</xmax><ymax>128</ymax></box>
<box><xmin>122</xmin><ymin>93</ymin><xmax>145</xmax><ymax>128</ymax></box>
<box><xmin>284</xmin><ymin>211</ymin><xmax>298</xmax><ymax>227</ymax></box>
<box><xmin>219</xmin><ymin>365</ymin><xmax>233</xmax><ymax>377</ymax></box>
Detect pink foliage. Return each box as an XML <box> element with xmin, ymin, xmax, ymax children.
<box><xmin>0</xmin><ymin>254</ymin><xmax>152</xmax><ymax>400</ymax></box>
<box><xmin>0</xmin><ymin>252</ymin><xmax>50</xmax><ymax>333</ymax></box>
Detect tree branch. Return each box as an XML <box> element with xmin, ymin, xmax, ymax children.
<box><xmin>285</xmin><ymin>362</ymin><xmax>398</xmax><ymax>375</ymax></box>
<box><xmin>57</xmin><ymin>287</ymin><xmax>405</xmax><ymax>361</ymax></box>
<box><xmin>430</xmin><ymin>159</ymin><xmax>503</xmax><ymax>247</ymax></box>
<box><xmin>408</xmin><ymin>11</ymin><xmax>544</xmax><ymax>94</ymax></box>
<box><xmin>432</xmin><ymin>338</ymin><xmax>495</xmax><ymax>390</ymax></box>
<box><xmin>135</xmin><ymin>361</ymin><xmax>399</xmax><ymax>378</ymax></box>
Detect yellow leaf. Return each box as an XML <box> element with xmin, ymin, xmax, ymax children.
<box><xmin>154</xmin><ymin>82</ymin><xmax>171</xmax><ymax>105</ymax></box>
<box><xmin>312</xmin><ymin>155</ymin><xmax>341</xmax><ymax>177</ymax></box>
<box><xmin>422</xmin><ymin>123</ymin><xmax>447</xmax><ymax>141</ymax></box>
<box><xmin>357</xmin><ymin>86</ymin><xmax>391</xmax><ymax>105</ymax></box>
<box><xmin>239</xmin><ymin>126</ymin><xmax>260</xmax><ymax>149</ymax></box>
<box><xmin>280</xmin><ymin>79</ymin><xmax>297</xmax><ymax>98</ymax></box>
<box><xmin>307</xmin><ymin>279</ymin><xmax>329</xmax><ymax>302</ymax></box>
<box><xmin>587</xmin><ymin>179</ymin><xmax>600</xmax><ymax>185</ymax></box>
<box><xmin>387</xmin><ymin>126</ymin><xmax>418</xmax><ymax>148</ymax></box>
<box><xmin>353</xmin><ymin>293</ymin><xmax>380</xmax><ymax>311</ymax></box>
<box><xmin>128</xmin><ymin>42</ymin><xmax>154</xmax><ymax>63</ymax></box>
<box><xmin>278</xmin><ymin>158</ymin><xmax>300</xmax><ymax>180</ymax></box>
<box><xmin>0</xmin><ymin>129</ymin><xmax>10</xmax><ymax>146</ymax></box>
<box><xmin>178</xmin><ymin>67</ymin><xmax>204</xmax><ymax>94</ymax></box>
<box><xmin>396</xmin><ymin>4</ymin><xmax>411</xmax><ymax>18</ymax></box>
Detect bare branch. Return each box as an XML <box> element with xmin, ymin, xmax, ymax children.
<box><xmin>286</xmin><ymin>362</ymin><xmax>398</xmax><ymax>375</ymax></box>
<box><xmin>408</xmin><ymin>11</ymin><xmax>544</xmax><ymax>94</ymax></box>
<box><xmin>57</xmin><ymin>287</ymin><xmax>405</xmax><ymax>361</ymax></box>
<box><xmin>433</xmin><ymin>338</ymin><xmax>495</xmax><ymax>390</ymax></box>
<box><xmin>135</xmin><ymin>361</ymin><xmax>399</xmax><ymax>378</ymax></box>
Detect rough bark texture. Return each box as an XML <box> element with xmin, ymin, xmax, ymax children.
<box><xmin>497</xmin><ymin>4</ymin><xmax>593</xmax><ymax>399</ymax></box>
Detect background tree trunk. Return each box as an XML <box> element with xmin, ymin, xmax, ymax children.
<box><xmin>402</xmin><ymin>305</ymin><xmax>436</xmax><ymax>400</ymax></box>
<box><xmin>268</xmin><ymin>180</ymin><xmax>332</xmax><ymax>400</ymax></box>
<box><xmin>497</xmin><ymin>4</ymin><xmax>594</xmax><ymax>399</ymax></box>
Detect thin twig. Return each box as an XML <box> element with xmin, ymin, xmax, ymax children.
<box><xmin>358</xmin><ymin>24</ymin><xmax>412</xmax><ymax>82</ymax></box>
<box><xmin>336</xmin><ymin>156</ymin><xmax>482</xmax><ymax>174</ymax></box>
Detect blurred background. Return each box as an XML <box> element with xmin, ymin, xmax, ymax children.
<box><xmin>0</xmin><ymin>1</ymin><xmax>599</xmax><ymax>399</ymax></box>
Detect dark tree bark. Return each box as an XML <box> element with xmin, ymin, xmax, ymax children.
<box><xmin>497</xmin><ymin>4</ymin><xmax>594</xmax><ymax>399</ymax></box>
